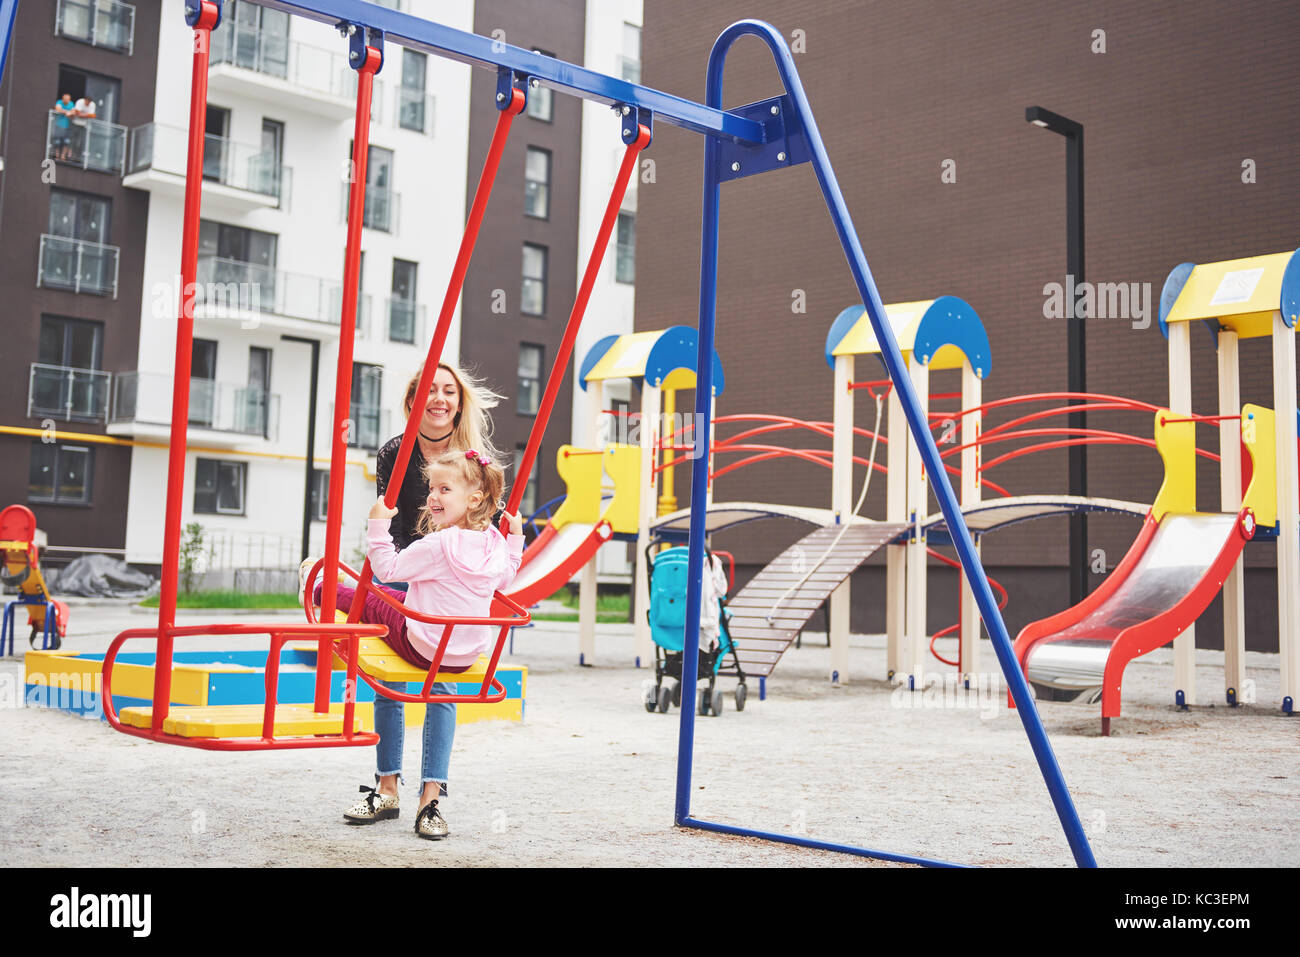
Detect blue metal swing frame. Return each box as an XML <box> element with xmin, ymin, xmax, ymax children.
<box><xmin>0</xmin><ymin>0</ymin><xmax>1094</xmax><ymax>867</ymax></box>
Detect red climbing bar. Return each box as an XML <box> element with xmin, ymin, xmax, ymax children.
<box><xmin>506</xmin><ymin>123</ymin><xmax>652</xmax><ymax>519</ymax></box>
<box><xmin>317</xmin><ymin>41</ymin><xmax>384</xmax><ymax>711</ymax></box>
<box><xmin>151</xmin><ymin>0</ymin><xmax>221</xmax><ymax>733</ymax></box>
<box><xmin>346</xmin><ymin>88</ymin><xmax>527</xmax><ymax>627</ymax></box>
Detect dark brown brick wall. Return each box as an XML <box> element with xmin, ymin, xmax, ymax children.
<box><xmin>459</xmin><ymin>0</ymin><xmax>586</xmax><ymax>513</ymax></box>
<box><xmin>0</xmin><ymin>0</ymin><xmax>161</xmax><ymax>554</ymax></box>
<box><xmin>637</xmin><ymin>0</ymin><xmax>1300</xmax><ymax>648</ymax></box>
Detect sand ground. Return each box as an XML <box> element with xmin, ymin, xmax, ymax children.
<box><xmin>1</xmin><ymin>601</ymin><xmax>1295</xmax><ymax>868</ymax></box>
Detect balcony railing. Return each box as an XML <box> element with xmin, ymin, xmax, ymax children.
<box><xmin>385</xmin><ymin>298</ymin><xmax>426</xmax><ymax>345</ymax></box>
<box><xmin>27</xmin><ymin>364</ymin><xmax>111</xmax><ymax>423</ymax></box>
<box><xmin>54</xmin><ymin>0</ymin><xmax>135</xmax><ymax>55</ymax></box>
<box><xmin>396</xmin><ymin>88</ymin><xmax>435</xmax><ymax>134</ymax></box>
<box><xmin>46</xmin><ymin>110</ymin><xmax>127</xmax><ymax>174</ymax></box>
<box><xmin>128</xmin><ymin>122</ymin><xmax>290</xmax><ymax>204</ymax></box>
<box><xmin>210</xmin><ymin>24</ymin><xmax>383</xmax><ymax>114</ymax></box>
<box><xmin>112</xmin><ymin>371</ymin><xmax>280</xmax><ymax>441</ymax></box>
<box><xmin>195</xmin><ymin>256</ymin><xmax>342</xmax><ymax>326</ymax></box>
<box><xmin>38</xmin><ymin>234</ymin><xmax>119</xmax><ymax>297</ymax></box>
<box><xmin>339</xmin><ymin>183</ymin><xmax>399</xmax><ymax>233</ymax></box>
<box><xmin>325</xmin><ymin>288</ymin><xmax>373</xmax><ymax>338</ymax></box>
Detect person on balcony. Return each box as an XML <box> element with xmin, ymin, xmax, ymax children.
<box><xmin>51</xmin><ymin>94</ymin><xmax>76</xmax><ymax>161</ymax></box>
<box><xmin>72</xmin><ymin>95</ymin><xmax>98</xmax><ymax>161</ymax></box>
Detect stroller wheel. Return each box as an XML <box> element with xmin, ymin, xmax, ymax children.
<box><xmin>710</xmin><ymin>688</ymin><xmax>724</xmax><ymax>717</ymax></box>
<box><xmin>671</xmin><ymin>680</ymin><xmax>682</xmax><ymax>708</ymax></box>
<box><xmin>697</xmin><ymin>688</ymin><xmax>710</xmax><ymax>716</ymax></box>
<box><xmin>644</xmin><ymin>685</ymin><xmax>659</xmax><ymax>713</ymax></box>
<box><xmin>735</xmin><ymin>683</ymin><xmax>747</xmax><ymax>712</ymax></box>
<box><xmin>657</xmin><ymin>685</ymin><xmax>672</xmax><ymax>714</ymax></box>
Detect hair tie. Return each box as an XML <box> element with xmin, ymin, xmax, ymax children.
<box><xmin>465</xmin><ymin>449</ymin><xmax>492</xmax><ymax>467</ymax></box>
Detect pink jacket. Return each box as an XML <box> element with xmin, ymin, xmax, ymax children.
<box><xmin>367</xmin><ymin>519</ymin><xmax>524</xmax><ymax>668</ymax></box>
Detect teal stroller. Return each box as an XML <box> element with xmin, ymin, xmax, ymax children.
<box><xmin>644</xmin><ymin>544</ymin><xmax>747</xmax><ymax>716</ymax></box>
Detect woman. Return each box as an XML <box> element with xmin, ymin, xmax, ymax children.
<box><xmin>310</xmin><ymin>360</ymin><xmax>504</xmax><ymax>837</ymax></box>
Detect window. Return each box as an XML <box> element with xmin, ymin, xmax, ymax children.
<box><xmin>50</xmin><ymin>66</ymin><xmax>124</xmax><ymax>173</ymax></box>
<box><xmin>218</xmin><ymin>0</ymin><xmax>290</xmax><ymax>79</ymax></box>
<box><xmin>309</xmin><ymin>469</ymin><xmax>329</xmax><ymax>522</ymax></box>
<box><xmin>350</xmin><ymin>364</ymin><xmax>384</xmax><ymax>451</ymax></box>
<box><xmin>389</xmin><ymin>259</ymin><xmax>418</xmax><ymax>343</ymax></box>
<box><xmin>57</xmin><ymin>65</ymin><xmax>121</xmax><ymax>124</ymax></box>
<box><xmin>253</xmin><ymin>118</ymin><xmax>285</xmax><ymax>199</ymax></box>
<box><xmin>616</xmin><ymin>211</ymin><xmax>635</xmax><ymax>283</ymax></box>
<box><xmin>29</xmin><ymin>442</ymin><xmax>94</xmax><ymax>505</ymax></box>
<box><xmin>190</xmin><ymin>338</ymin><xmax>217</xmax><ymax>428</ymax></box>
<box><xmin>526</xmin><ymin>49</ymin><xmax>554</xmax><ymax>121</ymax></box>
<box><xmin>398</xmin><ymin>50</ymin><xmax>428</xmax><ymax>133</ymax></box>
<box><xmin>195</xmin><ymin>459</ymin><xmax>246</xmax><ymax>514</ymax></box>
<box><xmin>521</xmin><ymin>244</ymin><xmax>547</xmax><ymax>316</ymax></box>
<box><xmin>49</xmin><ymin>189</ymin><xmax>109</xmax><ymax>242</ymax></box>
<box><xmin>621</xmin><ymin>24</ymin><xmax>641</xmax><ymax>84</ymax></box>
<box><xmin>524</xmin><ymin>147</ymin><xmax>550</xmax><ymax>219</ymax></box>
<box><xmin>514</xmin><ymin>445</ymin><xmax>539</xmax><ymax>517</ymax></box>
<box><xmin>199</xmin><ymin>219</ymin><xmax>277</xmax><ymax>267</ymax></box>
<box><xmin>517</xmin><ymin>344</ymin><xmax>543</xmax><ymax>415</ymax></box>
<box><xmin>604</xmin><ymin>397</ymin><xmax>631</xmax><ymax>446</ymax></box>
<box><xmin>54</xmin><ymin>0</ymin><xmax>135</xmax><ymax>55</ymax></box>
<box><xmin>347</xmin><ymin>143</ymin><xmax>396</xmax><ymax>232</ymax></box>
<box><xmin>244</xmin><ymin>346</ymin><xmax>271</xmax><ymax>438</ymax></box>
<box><xmin>203</xmin><ymin>105</ymin><xmax>230</xmax><ymax>183</ymax></box>
<box><xmin>33</xmin><ymin>316</ymin><xmax>106</xmax><ymax>421</ymax></box>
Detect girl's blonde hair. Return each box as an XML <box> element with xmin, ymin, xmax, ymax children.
<box><xmin>416</xmin><ymin>450</ymin><xmax>507</xmax><ymax>535</ymax></box>
<box><xmin>403</xmin><ymin>362</ymin><xmax>503</xmax><ymax>465</ymax></box>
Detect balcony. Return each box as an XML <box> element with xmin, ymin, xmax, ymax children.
<box><xmin>123</xmin><ymin>123</ymin><xmax>291</xmax><ymax>213</ymax></box>
<box><xmin>385</xmin><ymin>298</ymin><xmax>426</xmax><ymax>345</ymax></box>
<box><xmin>27</xmin><ymin>364</ymin><xmax>111</xmax><ymax>423</ymax></box>
<box><xmin>395</xmin><ymin>88</ymin><xmax>436</xmax><ymax>135</ymax></box>
<box><xmin>45</xmin><ymin>111</ymin><xmax>127</xmax><ymax>175</ymax></box>
<box><xmin>332</xmin><ymin>403</ymin><xmax>390</xmax><ymax>453</ymax></box>
<box><xmin>208</xmin><ymin>25</ymin><xmax>384</xmax><ymax>122</ymax></box>
<box><xmin>110</xmin><ymin>371</ymin><xmax>280</xmax><ymax>446</ymax></box>
<box><xmin>339</xmin><ymin>183</ymin><xmax>399</xmax><ymax>234</ymax></box>
<box><xmin>324</xmin><ymin>287</ymin><xmax>372</xmax><ymax>340</ymax></box>
<box><xmin>37</xmin><ymin>234</ymin><xmax>119</xmax><ymax>297</ymax></box>
<box><xmin>192</xmin><ymin>256</ymin><xmax>343</xmax><ymax>336</ymax></box>
<box><xmin>54</xmin><ymin>0</ymin><xmax>135</xmax><ymax>55</ymax></box>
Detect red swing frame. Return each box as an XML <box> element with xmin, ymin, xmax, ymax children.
<box><xmin>100</xmin><ymin>0</ymin><xmax>650</xmax><ymax>748</ymax></box>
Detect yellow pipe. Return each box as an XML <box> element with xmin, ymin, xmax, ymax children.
<box><xmin>0</xmin><ymin>425</ymin><xmax>377</xmax><ymax>480</ymax></box>
<box><xmin>658</xmin><ymin>389</ymin><xmax>677</xmax><ymax>516</ymax></box>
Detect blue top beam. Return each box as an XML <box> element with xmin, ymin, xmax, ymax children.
<box><xmin>248</xmin><ymin>0</ymin><xmax>767</xmax><ymax>142</ymax></box>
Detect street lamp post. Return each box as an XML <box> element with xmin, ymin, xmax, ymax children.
<box><xmin>1026</xmin><ymin>105</ymin><xmax>1088</xmax><ymax>607</ymax></box>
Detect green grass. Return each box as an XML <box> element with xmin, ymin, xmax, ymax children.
<box><xmin>553</xmin><ymin>586</ymin><xmax>630</xmax><ymax>614</ymax></box>
<box><xmin>139</xmin><ymin>591</ymin><xmax>300</xmax><ymax>609</ymax></box>
<box><xmin>531</xmin><ymin>612</ymin><xmax>629</xmax><ymax>623</ymax></box>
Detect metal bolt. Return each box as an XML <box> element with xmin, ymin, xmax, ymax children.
<box><xmin>777</xmin><ymin>151</ymin><xmax>787</xmax><ymax>162</ymax></box>
<box><xmin>621</xmin><ymin>105</ymin><xmax>631</xmax><ymax>116</ymax></box>
<box><xmin>530</xmin><ymin>77</ymin><xmax>539</xmax><ymax>88</ymax></box>
<box><xmin>770</xmin><ymin>105</ymin><xmax>779</xmax><ymax>115</ymax></box>
<box><xmin>731</xmin><ymin>161</ymin><xmax>741</xmax><ymax>172</ymax></box>
<box><xmin>496</xmin><ymin>92</ymin><xmax>506</xmax><ymax>103</ymax></box>
<box><xmin>350</xmin><ymin>51</ymin><xmax>359</xmax><ymax>60</ymax></box>
<box><xmin>347</xmin><ymin>24</ymin><xmax>356</xmax><ymax>36</ymax></box>
<box><xmin>185</xmin><ymin>5</ymin><xmax>196</xmax><ymax>17</ymax></box>
<box><xmin>623</xmin><ymin>128</ymin><xmax>633</xmax><ymax>139</ymax></box>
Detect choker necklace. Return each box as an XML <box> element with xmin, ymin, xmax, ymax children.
<box><xmin>420</xmin><ymin>428</ymin><xmax>455</xmax><ymax>444</ymax></box>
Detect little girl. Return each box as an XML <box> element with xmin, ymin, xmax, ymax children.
<box><xmin>320</xmin><ymin>449</ymin><xmax>523</xmax><ymax>840</ymax></box>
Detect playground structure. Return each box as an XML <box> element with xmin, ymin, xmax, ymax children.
<box><xmin>0</xmin><ymin>0</ymin><xmax>1111</xmax><ymax>867</ymax></box>
<box><xmin>1</xmin><ymin>505</ymin><xmax>68</xmax><ymax>654</ymax></box>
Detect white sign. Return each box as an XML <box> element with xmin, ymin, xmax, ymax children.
<box><xmin>1209</xmin><ymin>267</ymin><xmax>1265</xmax><ymax>307</ymax></box>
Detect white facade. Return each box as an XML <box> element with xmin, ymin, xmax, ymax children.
<box><xmin>574</xmin><ymin>0</ymin><xmax>641</xmax><ymax>581</ymax></box>
<box><xmin>124</xmin><ymin>0</ymin><xmax>474</xmax><ymax>567</ymax></box>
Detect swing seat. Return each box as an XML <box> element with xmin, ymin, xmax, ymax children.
<box><xmin>119</xmin><ymin>703</ymin><xmax>366</xmax><ymax>739</ymax></box>
<box><xmin>302</xmin><ymin>559</ymin><xmax>530</xmax><ymax>706</ymax></box>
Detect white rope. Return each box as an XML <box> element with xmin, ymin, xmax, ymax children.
<box><xmin>766</xmin><ymin>390</ymin><xmax>885</xmax><ymax>624</ymax></box>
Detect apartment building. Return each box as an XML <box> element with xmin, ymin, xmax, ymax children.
<box><xmin>0</xmin><ymin>0</ymin><xmax>162</xmax><ymax>567</ymax></box>
<box><xmin>2</xmin><ymin>0</ymin><xmax>642</xmax><ymax>581</ymax></box>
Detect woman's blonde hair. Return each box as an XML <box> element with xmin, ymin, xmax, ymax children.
<box><xmin>416</xmin><ymin>450</ymin><xmax>507</xmax><ymax>535</ymax></box>
<box><xmin>403</xmin><ymin>362</ymin><xmax>503</xmax><ymax>464</ymax></box>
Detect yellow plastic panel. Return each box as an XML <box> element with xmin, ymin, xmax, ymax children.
<box><xmin>602</xmin><ymin>444</ymin><xmax>642</xmax><ymax>534</ymax></box>
<box><xmin>926</xmin><ymin>342</ymin><xmax>968</xmax><ymax>372</ymax></box>
<box><xmin>1151</xmin><ymin>408</ymin><xmax>1197</xmax><ymax>521</ymax></box>
<box><xmin>327</xmin><ymin>698</ymin><xmax>523</xmax><ymax>727</ymax></box>
<box><xmin>1240</xmin><ymin>404</ymin><xmax>1277</xmax><ymax>528</ymax></box>
<box><xmin>659</xmin><ymin>367</ymin><xmax>698</xmax><ymax>392</ymax></box>
<box><xmin>584</xmin><ymin>331</ymin><xmax>662</xmax><ymax>382</ymax></box>
<box><xmin>830</xmin><ymin>300</ymin><xmax>932</xmax><ymax>357</ymax></box>
<box><xmin>119</xmin><ymin>703</ymin><xmax>364</xmax><ymax>738</ymax></box>
<box><xmin>1164</xmin><ymin>252</ymin><xmax>1290</xmax><ymax>339</ymax></box>
<box><xmin>550</xmin><ymin>445</ymin><xmax>605</xmax><ymax>528</ymax></box>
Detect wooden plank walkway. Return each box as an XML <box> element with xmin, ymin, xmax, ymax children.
<box><xmin>725</xmin><ymin>522</ymin><xmax>908</xmax><ymax>677</ymax></box>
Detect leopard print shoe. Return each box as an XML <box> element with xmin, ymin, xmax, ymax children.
<box><xmin>343</xmin><ymin>785</ymin><xmax>400</xmax><ymax>824</ymax></box>
<box><xmin>414</xmin><ymin>800</ymin><xmax>449</xmax><ymax>840</ymax></box>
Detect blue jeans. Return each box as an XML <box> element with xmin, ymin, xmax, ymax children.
<box><xmin>375</xmin><ymin>680</ymin><xmax>456</xmax><ymax>791</ymax></box>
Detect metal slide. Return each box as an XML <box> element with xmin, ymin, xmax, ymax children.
<box><xmin>1014</xmin><ymin>509</ymin><xmax>1255</xmax><ymax>733</ymax></box>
